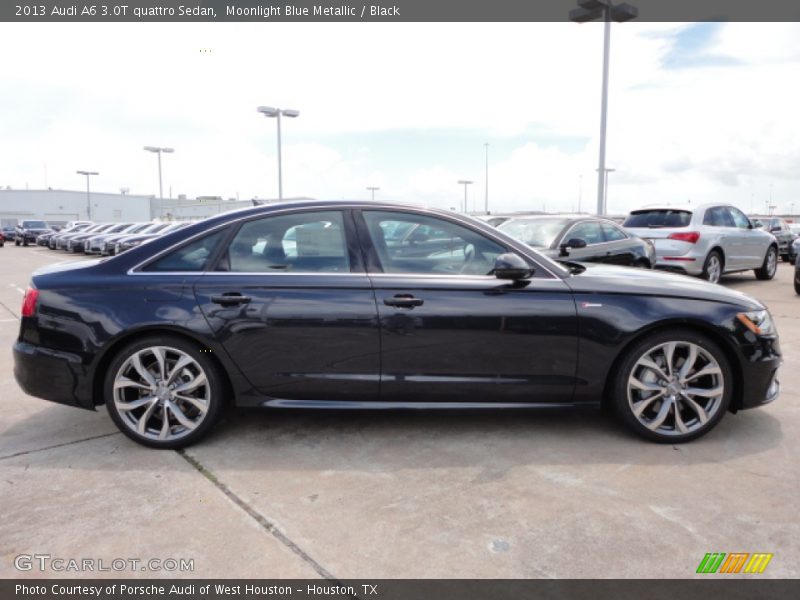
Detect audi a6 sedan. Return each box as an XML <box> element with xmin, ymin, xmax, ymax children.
<box><xmin>13</xmin><ymin>201</ymin><xmax>781</xmax><ymax>449</ymax></box>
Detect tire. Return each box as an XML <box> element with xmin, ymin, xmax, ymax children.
<box><xmin>755</xmin><ymin>246</ymin><xmax>778</xmax><ymax>280</ymax></box>
<box><xmin>104</xmin><ymin>335</ymin><xmax>226</xmax><ymax>449</ymax></box>
<box><xmin>633</xmin><ymin>259</ymin><xmax>651</xmax><ymax>269</ymax></box>
<box><xmin>795</xmin><ymin>273</ymin><xmax>800</xmax><ymax>295</ymax></box>
<box><xmin>611</xmin><ymin>328</ymin><xmax>732</xmax><ymax>443</ymax></box>
<box><xmin>15</xmin><ymin>239</ymin><xmax>20</xmax><ymax>246</ymax></box>
<box><xmin>701</xmin><ymin>251</ymin><xmax>723</xmax><ymax>284</ymax></box>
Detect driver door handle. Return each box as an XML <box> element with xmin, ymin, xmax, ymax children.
<box><xmin>211</xmin><ymin>293</ymin><xmax>252</xmax><ymax>306</ymax></box>
<box><xmin>384</xmin><ymin>294</ymin><xmax>424</xmax><ymax>308</ymax></box>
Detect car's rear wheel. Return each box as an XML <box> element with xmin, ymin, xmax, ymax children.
<box><xmin>755</xmin><ymin>246</ymin><xmax>778</xmax><ymax>280</ymax></box>
<box><xmin>701</xmin><ymin>251</ymin><xmax>723</xmax><ymax>284</ymax></box>
<box><xmin>104</xmin><ymin>336</ymin><xmax>225</xmax><ymax>449</ymax></box>
<box><xmin>612</xmin><ymin>329</ymin><xmax>732</xmax><ymax>443</ymax></box>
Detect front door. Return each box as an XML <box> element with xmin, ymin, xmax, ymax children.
<box><xmin>358</xmin><ymin>210</ymin><xmax>579</xmax><ymax>404</ymax></box>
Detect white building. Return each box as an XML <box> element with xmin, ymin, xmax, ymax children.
<box><xmin>0</xmin><ymin>189</ymin><xmax>154</xmax><ymax>227</ymax></box>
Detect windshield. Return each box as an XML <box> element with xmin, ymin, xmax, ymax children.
<box><xmin>498</xmin><ymin>218</ymin><xmax>569</xmax><ymax>248</ymax></box>
<box><xmin>624</xmin><ymin>209</ymin><xmax>692</xmax><ymax>228</ymax></box>
<box><xmin>22</xmin><ymin>221</ymin><xmax>48</xmax><ymax>229</ymax></box>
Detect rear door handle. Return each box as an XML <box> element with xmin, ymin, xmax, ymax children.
<box><xmin>384</xmin><ymin>294</ymin><xmax>424</xmax><ymax>308</ymax></box>
<box><xmin>211</xmin><ymin>293</ymin><xmax>252</xmax><ymax>306</ymax></box>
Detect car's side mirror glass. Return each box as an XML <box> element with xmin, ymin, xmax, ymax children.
<box><xmin>493</xmin><ymin>253</ymin><xmax>533</xmax><ymax>280</ymax></box>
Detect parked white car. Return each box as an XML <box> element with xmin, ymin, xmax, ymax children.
<box><xmin>623</xmin><ymin>204</ymin><xmax>778</xmax><ymax>284</ymax></box>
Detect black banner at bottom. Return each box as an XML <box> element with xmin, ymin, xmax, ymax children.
<box><xmin>3</xmin><ymin>579</ymin><xmax>799</xmax><ymax>600</ymax></box>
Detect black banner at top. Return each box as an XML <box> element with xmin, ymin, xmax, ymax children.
<box><xmin>3</xmin><ymin>0</ymin><xmax>800</xmax><ymax>23</ymax></box>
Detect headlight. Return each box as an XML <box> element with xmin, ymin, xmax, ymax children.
<box><xmin>737</xmin><ymin>310</ymin><xmax>776</xmax><ymax>336</ymax></box>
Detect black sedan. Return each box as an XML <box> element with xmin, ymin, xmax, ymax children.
<box><xmin>13</xmin><ymin>201</ymin><xmax>781</xmax><ymax>448</ymax></box>
<box><xmin>498</xmin><ymin>215</ymin><xmax>656</xmax><ymax>268</ymax></box>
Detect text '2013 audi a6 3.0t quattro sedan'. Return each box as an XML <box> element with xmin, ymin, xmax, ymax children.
<box><xmin>13</xmin><ymin>201</ymin><xmax>781</xmax><ymax>448</ymax></box>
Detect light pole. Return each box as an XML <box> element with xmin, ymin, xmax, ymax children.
<box><xmin>367</xmin><ymin>186</ymin><xmax>380</xmax><ymax>201</ymax></box>
<box><xmin>484</xmin><ymin>142</ymin><xmax>489</xmax><ymax>214</ymax></box>
<box><xmin>257</xmin><ymin>106</ymin><xmax>300</xmax><ymax>200</ymax></box>
<box><xmin>144</xmin><ymin>146</ymin><xmax>174</xmax><ymax>218</ymax></box>
<box><xmin>596</xmin><ymin>167</ymin><xmax>616</xmax><ymax>214</ymax></box>
<box><xmin>570</xmin><ymin>1</ymin><xmax>637</xmax><ymax>215</ymax></box>
<box><xmin>457</xmin><ymin>180</ymin><xmax>473</xmax><ymax>213</ymax></box>
<box><xmin>578</xmin><ymin>174</ymin><xmax>583</xmax><ymax>213</ymax></box>
<box><xmin>76</xmin><ymin>170</ymin><xmax>99</xmax><ymax>220</ymax></box>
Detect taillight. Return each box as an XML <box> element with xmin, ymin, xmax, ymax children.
<box><xmin>21</xmin><ymin>287</ymin><xmax>39</xmax><ymax>318</ymax></box>
<box><xmin>668</xmin><ymin>231</ymin><xmax>700</xmax><ymax>244</ymax></box>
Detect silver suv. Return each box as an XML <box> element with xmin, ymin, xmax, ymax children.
<box><xmin>623</xmin><ymin>204</ymin><xmax>778</xmax><ymax>284</ymax></box>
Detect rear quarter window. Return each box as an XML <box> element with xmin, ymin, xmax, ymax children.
<box><xmin>623</xmin><ymin>210</ymin><xmax>692</xmax><ymax>228</ymax></box>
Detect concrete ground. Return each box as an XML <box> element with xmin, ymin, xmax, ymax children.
<box><xmin>0</xmin><ymin>246</ymin><xmax>797</xmax><ymax>579</ymax></box>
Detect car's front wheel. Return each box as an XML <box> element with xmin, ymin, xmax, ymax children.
<box><xmin>612</xmin><ymin>329</ymin><xmax>732</xmax><ymax>443</ymax></box>
<box><xmin>755</xmin><ymin>246</ymin><xmax>778</xmax><ymax>280</ymax></box>
<box><xmin>104</xmin><ymin>336</ymin><xmax>225</xmax><ymax>449</ymax></box>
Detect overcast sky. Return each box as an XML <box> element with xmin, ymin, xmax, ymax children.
<box><xmin>1</xmin><ymin>22</ymin><xmax>799</xmax><ymax>215</ymax></box>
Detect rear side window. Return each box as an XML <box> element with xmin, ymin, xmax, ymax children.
<box><xmin>703</xmin><ymin>207</ymin><xmax>734</xmax><ymax>227</ymax></box>
<box><xmin>601</xmin><ymin>222</ymin><xmax>628</xmax><ymax>241</ymax></box>
<box><xmin>623</xmin><ymin>210</ymin><xmax>692</xmax><ymax>228</ymax></box>
<box><xmin>144</xmin><ymin>229</ymin><xmax>226</xmax><ymax>272</ymax></box>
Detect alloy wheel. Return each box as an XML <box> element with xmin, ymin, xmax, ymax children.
<box><xmin>767</xmin><ymin>248</ymin><xmax>777</xmax><ymax>277</ymax></box>
<box><xmin>705</xmin><ymin>255</ymin><xmax>721</xmax><ymax>283</ymax></box>
<box><xmin>113</xmin><ymin>346</ymin><xmax>210</xmax><ymax>442</ymax></box>
<box><xmin>626</xmin><ymin>341</ymin><xmax>724</xmax><ymax>437</ymax></box>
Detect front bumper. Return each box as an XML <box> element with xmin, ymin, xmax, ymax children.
<box><xmin>736</xmin><ymin>335</ymin><xmax>781</xmax><ymax>410</ymax></box>
<box><xmin>13</xmin><ymin>341</ymin><xmax>95</xmax><ymax>410</ymax></box>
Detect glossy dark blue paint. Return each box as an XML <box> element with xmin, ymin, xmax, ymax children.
<box><xmin>13</xmin><ymin>201</ymin><xmax>781</xmax><ymax>415</ymax></box>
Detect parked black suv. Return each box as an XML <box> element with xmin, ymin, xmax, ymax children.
<box><xmin>15</xmin><ymin>220</ymin><xmax>52</xmax><ymax>246</ymax></box>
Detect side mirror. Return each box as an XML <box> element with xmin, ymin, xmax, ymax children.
<box><xmin>493</xmin><ymin>253</ymin><xmax>533</xmax><ymax>280</ymax></box>
<box><xmin>770</xmin><ymin>226</ymin><xmax>782</xmax><ymax>233</ymax></box>
<box><xmin>559</xmin><ymin>238</ymin><xmax>587</xmax><ymax>256</ymax></box>
<box><xmin>753</xmin><ymin>221</ymin><xmax>763</xmax><ymax>229</ymax></box>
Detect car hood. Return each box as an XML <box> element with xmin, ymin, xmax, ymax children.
<box><xmin>563</xmin><ymin>262</ymin><xmax>763</xmax><ymax>309</ymax></box>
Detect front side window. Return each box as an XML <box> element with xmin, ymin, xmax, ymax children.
<box><xmin>144</xmin><ymin>229</ymin><xmax>226</xmax><ymax>272</ymax></box>
<box><xmin>728</xmin><ymin>207</ymin><xmax>751</xmax><ymax>229</ymax></box>
<box><xmin>363</xmin><ymin>211</ymin><xmax>505</xmax><ymax>276</ymax></box>
<box><xmin>565</xmin><ymin>221</ymin><xmax>604</xmax><ymax>245</ymax></box>
<box><xmin>601</xmin><ymin>222</ymin><xmax>628</xmax><ymax>242</ymax></box>
<box><xmin>222</xmin><ymin>211</ymin><xmax>350</xmax><ymax>273</ymax></box>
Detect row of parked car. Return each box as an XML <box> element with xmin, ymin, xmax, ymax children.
<box><xmin>479</xmin><ymin>203</ymin><xmax>797</xmax><ymax>285</ymax></box>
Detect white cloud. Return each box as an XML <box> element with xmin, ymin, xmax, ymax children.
<box><xmin>1</xmin><ymin>22</ymin><xmax>799</xmax><ymax>216</ymax></box>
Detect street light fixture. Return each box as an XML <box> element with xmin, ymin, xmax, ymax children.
<box><xmin>457</xmin><ymin>180</ymin><xmax>473</xmax><ymax>213</ymax></box>
<box><xmin>366</xmin><ymin>186</ymin><xmax>380</xmax><ymax>201</ymax></box>
<box><xmin>76</xmin><ymin>170</ymin><xmax>99</xmax><ymax>220</ymax></box>
<box><xmin>257</xmin><ymin>105</ymin><xmax>300</xmax><ymax>200</ymax></box>
<box><xmin>570</xmin><ymin>0</ymin><xmax>638</xmax><ymax>215</ymax></box>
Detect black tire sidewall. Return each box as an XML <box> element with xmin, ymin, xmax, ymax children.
<box><xmin>755</xmin><ymin>246</ymin><xmax>777</xmax><ymax>280</ymax></box>
<box><xmin>611</xmin><ymin>328</ymin><xmax>733</xmax><ymax>443</ymax></box>
<box><xmin>104</xmin><ymin>335</ymin><xmax>225</xmax><ymax>449</ymax></box>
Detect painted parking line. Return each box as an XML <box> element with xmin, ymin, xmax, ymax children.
<box><xmin>11</xmin><ymin>285</ymin><xmax>25</xmax><ymax>295</ymax></box>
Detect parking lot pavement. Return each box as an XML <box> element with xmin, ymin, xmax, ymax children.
<box><xmin>1</xmin><ymin>246</ymin><xmax>798</xmax><ymax>579</ymax></box>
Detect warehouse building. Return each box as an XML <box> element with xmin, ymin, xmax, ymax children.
<box><xmin>0</xmin><ymin>189</ymin><xmax>310</xmax><ymax>227</ymax></box>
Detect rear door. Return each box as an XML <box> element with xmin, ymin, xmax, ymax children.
<box><xmin>727</xmin><ymin>206</ymin><xmax>765</xmax><ymax>267</ymax></box>
<box><xmin>192</xmin><ymin>209</ymin><xmax>381</xmax><ymax>402</ymax></box>
<box><xmin>358</xmin><ymin>209</ymin><xmax>579</xmax><ymax>404</ymax></box>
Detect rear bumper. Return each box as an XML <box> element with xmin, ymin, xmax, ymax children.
<box><xmin>13</xmin><ymin>341</ymin><xmax>95</xmax><ymax>410</ymax></box>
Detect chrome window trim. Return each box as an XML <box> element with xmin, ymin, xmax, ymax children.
<box><xmin>127</xmin><ymin>203</ymin><xmax>562</xmax><ymax>280</ymax></box>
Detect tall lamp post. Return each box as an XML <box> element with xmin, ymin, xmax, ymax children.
<box><xmin>570</xmin><ymin>0</ymin><xmax>637</xmax><ymax>215</ymax></box>
<box><xmin>143</xmin><ymin>146</ymin><xmax>174</xmax><ymax>218</ymax></box>
<box><xmin>367</xmin><ymin>186</ymin><xmax>380</xmax><ymax>201</ymax></box>
<box><xmin>257</xmin><ymin>106</ymin><xmax>300</xmax><ymax>200</ymax></box>
<box><xmin>596</xmin><ymin>167</ymin><xmax>616</xmax><ymax>214</ymax></box>
<box><xmin>484</xmin><ymin>142</ymin><xmax>489</xmax><ymax>214</ymax></box>
<box><xmin>457</xmin><ymin>180</ymin><xmax>473</xmax><ymax>213</ymax></box>
<box><xmin>76</xmin><ymin>170</ymin><xmax>99</xmax><ymax>220</ymax></box>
